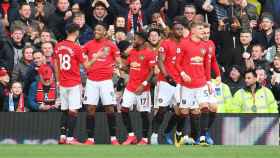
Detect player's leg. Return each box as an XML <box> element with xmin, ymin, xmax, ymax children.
<box><xmin>121</xmin><ymin>89</ymin><xmax>137</xmax><ymax>145</ymax></box>
<box><xmin>206</xmin><ymin>102</ymin><xmax>218</xmax><ymax>145</ymax></box>
<box><xmin>175</xmin><ymin>86</ymin><xmax>193</xmax><ymax>147</ymax></box>
<box><xmin>163</xmin><ymin>106</ymin><xmax>180</xmax><ymax>144</ymax></box>
<box><xmin>151</xmin><ymin>81</ymin><xmax>174</xmax><ymax>144</ymax></box>
<box><xmin>197</xmin><ymin>85</ymin><xmax>211</xmax><ymax>145</ymax></box>
<box><xmin>66</xmin><ymin>85</ymin><xmax>83</xmax><ymax>144</ymax></box>
<box><xmin>101</xmin><ymin>80</ymin><xmax>119</xmax><ymax>145</ymax></box>
<box><xmin>83</xmin><ymin>79</ymin><xmax>100</xmax><ymax>144</ymax></box>
<box><xmin>59</xmin><ymin>86</ymin><xmax>69</xmax><ymax>144</ymax></box>
<box><xmin>136</xmin><ymin>91</ymin><xmax>152</xmax><ymax>145</ymax></box>
<box><xmin>190</xmin><ymin>108</ymin><xmax>200</xmax><ymax>145</ymax></box>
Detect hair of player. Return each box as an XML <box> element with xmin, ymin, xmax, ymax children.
<box><xmin>189</xmin><ymin>21</ymin><xmax>204</xmax><ymax>29</ymax></box>
<box><xmin>95</xmin><ymin>21</ymin><xmax>109</xmax><ymax>30</ymax></box>
<box><xmin>65</xmin><ymin>23</ymin><xmax>80</xmax><ymax>35</ymax></box>
<box><xmin>244</xmin><ymin>69</ymin><xmax>258</xmax><ymax>78</ymax></box>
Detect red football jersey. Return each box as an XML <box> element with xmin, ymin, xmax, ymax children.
<box><xmin>176</xmin><ymin>38</ymin><xmax>211</xmax><ymax>88</ymax></box>
<box><xmin>83</xmin><ymin>38</ymin><xmax>120</xmax><ymax>81</ymax></box>
<box><xmin>204</xmin><ymin>40</ymin><xmax>221</xmax><ymax>77</ymax></box>
<box><xmin>157</xmin><ymin>39</ymin><xmax>181</xmax><ymax>83</ymax></box>
<box><xmin>126</xmin><ymin>48</ymin><xmax>156</xmax><ymax>92</ymax></box>
<box><xmin>54</xmin><ymin>40</ymin><xmax>84</xmax><ymax>87</ymax></box>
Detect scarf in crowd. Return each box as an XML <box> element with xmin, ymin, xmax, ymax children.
<box><xmin>8</xmin><ymin>93</ymin><xmax>25</xmax><ymax>112</ymax></box>
<box><xmin>36</xmin><ymin>81</ymin><xmax>56</xmax><ymax>106</ymax></box>
<box><xmin>127</xmin><ymin>9</ymin><xmax>143</xmax><ymax>33</ymax></box>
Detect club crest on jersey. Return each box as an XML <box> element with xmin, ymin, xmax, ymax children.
<box><xmin>139</xmin><ymin>54</ymin><xmax>145</xmax><ymax>60</ymax></box>
<box><xmin>176</xmin><ymin>48</ymin><xmax>181</xmax><ymax>54</ymax></box>
<box><xmin>208</xmin><ymin>47</ymin><xmax>213</xmax><ymax>54</ymax></box>
<box><xmin>200</xmin><ymin>48</ymin><xmax>206</xmax><ymax>56</ymax></box>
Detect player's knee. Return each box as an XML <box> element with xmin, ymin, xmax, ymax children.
<box><xmin>209</xmin><ymin>104</ymin><xmax>218</xmax><ymax>112</ymax></box>
<box><xmin>121</xmin><ymin>107</ymin><xmax>130</xmax><ymax>113</ymax></box>
<box><xmin>199</xmin><ymin>103</ymin><xmax>209</xmax><ymax>113</ymax></box>
<box><xmin>179</xmin><ymin>108</ymin><xmax>189</xmax><ymax>116</ymax></box>
<box><xmin>87</xmin><ymin>106</ymin><xmax>96</xmax><ymax>115</ymax></box>
<box><xmin>105</xmin><ymin>106</ymin><xmax>115</xmax><ymax>114</ymax></box>
<box><xmin>190</xmin><ymin>108</ymin><xmax>200</xmax><ymax>115</ymax></box>
<box><xmin>68</xmin><ymin>110</ymin><xmax>78</xmax><ymax>117</ymax></box>
<box><xmin>158</xmin><ymin>107</ymin><xmax>168</xmax><ymax>115</ymax></box>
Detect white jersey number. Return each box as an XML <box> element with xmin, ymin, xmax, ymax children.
<box><xmin>59</xmin><ymin>54</ymin><xmax>71</xmax><ymax>70</ymax></box>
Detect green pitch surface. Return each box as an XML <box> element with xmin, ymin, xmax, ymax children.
<box><xmin>0</xmin><ymin>145</ymin><xmax>279</xmax><ymax>158</ymax></box>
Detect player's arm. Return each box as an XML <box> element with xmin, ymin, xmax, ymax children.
<box><xmin>211</xmin><ymin>45</ymin><xmax>221</xmax><ymax>83</ymax></box>
<box><xmin>175</xmin><ymin>47</ymin><xmax>191</xmax><ymax>82</ymax></box>
<box><xmin>158</xmin><ymin>46</ymin><xmax>176</xmax><ymax>86</ymax></box>
<box><xmin>83</xmin><ymin>49</ymin><xmax>104</xmax><ymax>69</ymax></box>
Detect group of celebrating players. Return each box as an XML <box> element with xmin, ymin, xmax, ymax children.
<box><xmin>54</xmin><ymin>17</ymin><xmax>221</xmax><ymax>147</ymax></box>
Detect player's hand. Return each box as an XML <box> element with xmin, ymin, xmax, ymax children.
<box><xmin>135</xmin><ymin>84</ymin><xmax>145</xmax><ymax>95</ymax></box>
<box><xmin>180</xmin><ymin>71</ymin><xmax>191</xmax><ymax>82</ymax></box>
<box><xmin>207</xmin><ymin>81</ymin><xmax>213</xmax><ymax>94</ymax></box>
<box><xmin>165</xmin><ymin>75</ymin><xmax>177</xmax><ymax>87</ymax></box>
<box><xmin>215</xmin><ymin>76</ymin><xmax>221</xmax><ymax>85</ymax></box>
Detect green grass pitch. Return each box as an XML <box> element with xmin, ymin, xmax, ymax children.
<box><xmin>0</xmin><ymin>145</ymin><xmax>279</xmax><ymax>158</ymax></box>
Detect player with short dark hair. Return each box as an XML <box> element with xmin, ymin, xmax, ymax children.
<box><xmin>121</xmin><ymin>31</ymin><xmax>156</xmax><ymax>145</ymax></box>
<box><xmin>150</xmin><ymin>20</ymin><xmax>184</xmax><ymax>145</ymax></box>
<box><xmin>54</xmin><ymin>23</ymin><xmax>85</xmax><ymax>145</ymax></box>
<box><xmin>82</xmin><ymin>22</ymin><xmax>122</xmax><ymax>145</ymax></box>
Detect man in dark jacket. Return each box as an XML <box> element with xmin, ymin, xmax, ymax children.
<box><xmin>252</xmin><ymin>13</ymin><xmax>276</xmax><ymax>49</ymax></box>
<box><xmin>224</xmin><ymin>65</ymin><xmax>245</xmax><ymax>95</ymax></box>
<box><xmin>263</xmin><ymin>0</ymin><xmax>280</xmax><ymax>27</ymax></box>
<box><xmin>46</xmin><ymin>0</ymin><xmax>72</xmax><ymax>41</ymax></box>
<box><xmin>220</xmin><ymin>29</ymin><xmax>253</xmax><ymax>73</ymax></box>
<box><xmin>0</xmin><ymin>26</ymin><xmax>25</xmax><ymax>74</ymax></box>
<box><xmin>72</xmin><ymin>11</ymin><xmax>93</xmax><ymax>45</ymax></box>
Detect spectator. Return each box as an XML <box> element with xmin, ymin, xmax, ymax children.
<box><xmin>263</xmin><ymin>0</ymin><xmax>280</xmax><ymax>27</ymax></box>
<box><xmin>221</xmin><ymin>29</ymin><xmax>253</xmax><ymax>73</ymax></box>
<box><xmin>245</xmin><ymin>44</ymin><xmax>269</xmax><ymax>70</ymax></box>
<box><xmin>183</xmin><ymin>4</ymin><xmax>197</xmax><ymax>22</ymax></box>
<box><xmin>23</xmin><ymin>50</ymin><xmax>45</xmax><ymax>94</ymax></box>
<box><xmin>0</xmin><ymin>67</ymin><xmax>9</xmax><ymax>110</ymax></box>
<box><xmin>33</xmin><ymin>29</ymin><xmax>56</xmax><ymax>48</ymax></box>
<box><xmin>114</xmin><ymin>16</ymin><xmax>126</xmax><ymax>28</ymax></box>
<box><xmin>232</xmin><ymin>0</ymin><xmax>258</xmax><ymax>30</ymax></box>
<box><xmin>0</xmin><ymin>26</ymin><xmax>25</xmax><ymax>74</ymax></box>
<box><xmin>109</xmin><ymin>0</ymin><xmax>165</xmax><ymax>34</ymax></box>
<box><xmin>11</xmin><ymin>45</ymin><xmax>34</xmax><ymax>83</ymax></box>
<box><xmin>253</xmin><ymin>13</ymin><xmax>275</xmax><ymax>49</ymax></box>
<box><xmin>256</xmin><ymin>67</ymin><xmax>270</xmax><ymax>87</ymax></box>
<box><xmin>34</xmin><ymin>0</ymin><xmax>56</xmax><ymax>25</ymax></box>
<box><xmin>47</xmin><ymin>0</ymin><xmax>71</xmax><ymax>41</ymax></box>
<box><xmin>144</xmin><ymin>12</ymin><xmax>168</xmax><ymax>36</ymax></box>
<box><xmin>72</xmin><ymin>11</ymin><xmax>93</xmax><ymax>45</ymax></box>
<box><xmin>28</xmin><ymin>64</ymin><xmax>58</xmax><ymax>111</ymax></box>
<box><xmin>232</xmin><ymin>69</ymin><xmax>278</xmax><ymax>113</ymax></box>
<box><xmin>114</xmin><ymin>27</ymin><xmax>128</xmax><ymax>44</ymax></box>
<box><xmin>265</xmin><ymin>28</ymin><xmax>280</xmax><ymax>63</ymax></box>
<box><xmin>3</xmin><ymin>81</ymin><xmax>26</xmax><ymax>112</ymax></box>
<box><xmin>87</xmin><ymin>0</ymin><xmax>114</xmax><ymax>29</ymax></box>
<box><xmin>11</xmin><ymin>2</ymin><xmax>40</xmax><ymax>36</ymax></box>
<box><xmin>270</xmin><ymin>54</ymin><xmax>280</xmax><ymax>113</ymax></box>
<box><xmin>224</xmin><ymin>65</ymin><xmax>245</xmax><ymax>95</ymax></box>
<box><xmin>41</xmin><ymin>41</ymin><xmax>54</xmax><ymax>65</ymax></box>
